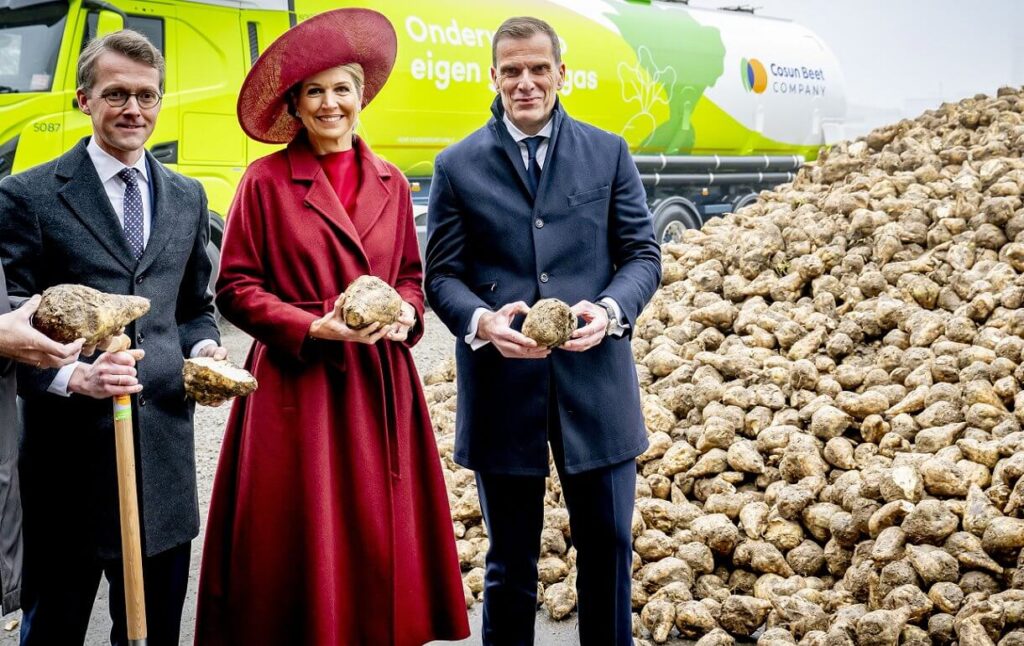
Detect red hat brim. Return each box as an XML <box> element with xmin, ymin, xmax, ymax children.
<box><xmin>237</xmin><ymin>8</ymin><xmax>397</xmax><ymax>144</ymax></box>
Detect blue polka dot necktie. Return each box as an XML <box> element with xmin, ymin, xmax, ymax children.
<box><xmin>118</xmin><ymin>167</ymin><xmax>145</xmax><ymax>259</ymax></box>
<box><xmin>524</xmin><ymin>136</ymin><xmax>544</xmax><ymax>195</ymax></box>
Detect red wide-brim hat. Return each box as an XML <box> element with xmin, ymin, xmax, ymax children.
<box><xmin>237</xmin><ymin>8</ymin><xmax>397</xmax><ymax>144</ymax></box>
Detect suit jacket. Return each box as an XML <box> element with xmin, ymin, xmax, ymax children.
<box><xmin>0</xmin><ymin>137</ymin><xmax>219</xmax><ymax>558</ymax></box>
<box><xmin>0</xmin><ymin>264</ymin><xmax>21</xmax><ymax>613</ymax></box>
<box><xmin>426</xmin><ymin>98</ymin><xmax>661</xmax><ymax>476</ymax></box>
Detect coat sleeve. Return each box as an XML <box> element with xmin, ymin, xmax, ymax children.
<box><xmin>596</xmin><ymin>137</ymin><xmax>662</xmax><ymax>329</ymax></box>
<box><xmin>0</xmin><ymin>175</ymin><xmax>62</xmax><ymax>397</ymax></box>
<box><xmin>176</xmin><ymin>182</ymin><xmax>221</xmax><ymax>355</ymax></box>
<box><xmin>392</xmin><ymin>184</ymin><xmax>426</xmax><ymax>347</ymax></box>
<box><xmin>215</xmin><ymin>170</ymin><xmax>320</xmax><ymax>361</ymax></box>
<box><xmin>0</xmin><ymin>269</ymin><xmax>14</xmax><ymax>378</ymax></box>
<box><xmin>424</xmin><ymin>154</ymin><xmax>491</xmax><ymax>339</ymax></box>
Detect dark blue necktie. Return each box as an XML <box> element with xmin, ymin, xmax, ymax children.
<box><xmin>118</xmin><ymin>167</ymin><xmax>145</xmax><ymax>259</ymax></box>
<box><xmin>523</xmin><ymin>136</ymin><xmax>544</xmax><ymax>195</ymax></box>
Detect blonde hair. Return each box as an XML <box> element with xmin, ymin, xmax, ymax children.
<box><xmin>335</xmin><ymin>63</ymin><xmax>365</xmax><ymax>100</ymax></box>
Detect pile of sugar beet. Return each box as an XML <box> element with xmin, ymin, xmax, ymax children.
<box><xmin>421</xmin><ymin>86</ymin><xmax>1024</xmax><ymax>645</ymax></box>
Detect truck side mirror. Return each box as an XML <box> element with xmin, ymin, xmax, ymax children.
<box><xmin>81</xmin><ymin>0</ymin><xmax>127</xmax><ymax>42</ymax></box>
<box><xmin>96</xmin><ymin>9</ymin><xmax>125</xmax><ymax>37</ymax></box>
<box><xmin>95</xmin><ymin>8</ymin><xmax>123</xmax><ymax>36</ymax></box>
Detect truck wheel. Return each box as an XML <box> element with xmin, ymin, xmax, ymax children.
<box><xmin>651</xmin><ymin>197</ymin><xmax>700</xmax><ymax>244</ymax></box>
<box><xmin>732</xmin><ymin>192</ymin><xmax>759</xmax><ymax>213</ymax></box>
<box><xmin>207</xmin><ymin>211</ymin><xmax>224</xmax><ymax>279</ymax></box>
<box><xmin>209</xmin><ymin>210</ymin><xmax>225</xmax><ymax>249</ymax></box>
<box><xmin>207</xmin><ymin>211</ymin><xmax>225</xmax><ymax>319</ymax></box>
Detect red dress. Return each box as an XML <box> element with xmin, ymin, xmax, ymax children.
<box><xmin>320</xmin><ymin>147</ymin><xmax>360</xmax><ymax>217</ymax></box>
<box><xmin>195</xmin><ymin>134</ymin><xmax>470</xmax><ymax>645</ymax></box>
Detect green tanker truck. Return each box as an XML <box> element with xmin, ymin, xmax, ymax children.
<box><xmin>0</xmin><ymin>0</ymin><xmax>846</xmax><ymax>249</ymax></box>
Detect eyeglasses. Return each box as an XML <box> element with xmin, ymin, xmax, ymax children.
<box><xmin>99</xmin><ymin>90</ymin><xmax>162</xmax><ymax>109</ymax></box>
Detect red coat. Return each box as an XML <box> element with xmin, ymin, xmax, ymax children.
<box><xmin>195</xmin><ymin>135</ymin><xmax>470</xmax><ymax>645</ymax></box>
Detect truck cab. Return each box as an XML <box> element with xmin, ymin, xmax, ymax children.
<box><xmin>0</xmin><ymin>0</ymin><xmax>287</xmax><ymax>236</ymax></box>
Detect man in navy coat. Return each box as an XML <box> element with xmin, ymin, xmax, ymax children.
<box><xmin>426</xmin><ymin>15</ymin><xmax>661</xmax><ymax>645</ymax></box>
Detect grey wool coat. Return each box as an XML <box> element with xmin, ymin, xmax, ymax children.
<box><xmin>0</xmin><ymin>137</ymin><xmax>219</xmax><ymax>559</ymax></box>
<box><xmin>0</xmin><ymin>263</ymin><xmax>22</xmax><ymax>613</ymax></box>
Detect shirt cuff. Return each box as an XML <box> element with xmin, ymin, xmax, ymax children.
<box><xmin>190</xmin><ymin>339</ymin><xmax>218</xmax><ymax>358</ymax></box>
<box><xmin>48</xmin><ymin>362</ymin><xmax>81</xmax><ymax>397</ymax></box>
<box><xmin>599</xmin><ymin>297</ymin><xmax>629</xmax><ymax>337</ymax></box>
<box><xmin>465</xmin><ymin>307</ymin><xmax>491</xmax><ymax>350</ymax></box>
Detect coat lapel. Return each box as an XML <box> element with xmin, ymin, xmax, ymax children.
<box><xmin>351</xmin><ymin>138</ymin><xmax>394</xmax><ymax>239</ymax></box>
<box><xmin>491</xmin><ymin>126</ymin><xmax>534</xmax><ymax>200</ymax></box>
<box><xmin>136</xmin><ymin>153</ymin><xmax>180</xmax><ymax>275</ymax></box>
<box><xmin>289</xmin><ymin>136</ymin><xmax>369</xmax><ymax>265</ymax></box>
<box><xmin>489</xmin><ymin>96</ymin><xmax>534</xmax><ymax>199</ymax></box>
<box><xmin>56</xmin><ymin>140</ymin><xmax>135</xmax><ymax>272</ymax></box>
<box><xmin>536</xmin><ymin>102</ymin><xmax>566</xmax><ymax>201</ymax></box>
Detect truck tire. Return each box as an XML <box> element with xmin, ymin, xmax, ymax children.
<box><xmin>207</xmin><ymin>211</ymin><xmax>224</xmax><ymax>279</ymax></box>
<box><xmin>732</xmin><ymin>192</ymin><xmax>759</xmax><ymax>213</ymax></box>
<box><xmin>209</xmin><ymin>210</ymin><xmax>225</xmax><ymax>249</ymax></box>
<box><xmin>207</xmin><ymin>211</ymin><xmax>225</xmax><ymax>319</ymax></box>
<box><xmin>651</xmin><ymin>197</ymin><xmax>701</xmax><ymax>244</ymax></box>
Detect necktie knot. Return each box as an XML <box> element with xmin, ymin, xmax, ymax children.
<box><xmin>118</xmin><ymin>167</ymin><xmax>138</xmax><ymax>186</ymax></box>
<box><xmin>523</xmin><ymin>136</ymin><xmax>544</xmax><ymax>163</ymax></box>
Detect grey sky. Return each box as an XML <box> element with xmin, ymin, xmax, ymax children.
<box><xmin>691</xmin><ymin>0</ymin><xmax>1024</xmax><ymax>137</ymax></box>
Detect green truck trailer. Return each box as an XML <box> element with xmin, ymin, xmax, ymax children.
<box><xmin>0</xmin><ymin>0</ymin><xmax>846</xmax><ymax>252</ymax></box>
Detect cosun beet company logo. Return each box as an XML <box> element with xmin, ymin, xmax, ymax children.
<box><xmin>741</xmin><ymin>56</ymin><xmax>827</xmax><ymax>96</ymax></box>
<box><xmin>741</xmin><ymin>57</ymin><xmax>767</xmax><ymax>94</ymax></box>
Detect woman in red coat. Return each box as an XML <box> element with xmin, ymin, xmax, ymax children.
<box><xmin>194</xmin><ymin>9</ymin><xmax>470</xmax><ymax>645</ymax></box>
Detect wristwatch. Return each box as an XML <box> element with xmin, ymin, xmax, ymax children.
<box><xmin>599</xmin><ymin>301</ymin><xmax>618</xmax><ymax>335</ymax></box>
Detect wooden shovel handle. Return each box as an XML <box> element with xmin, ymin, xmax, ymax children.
<box><xmin>107</xmin><ymin>334</ymin><xmax>132</xmax><ymax>353</ymax></box>
<box><xmin>114</xmin><ymin>393</ymin><xmax>147</xmax><ymax>640</ymax></box>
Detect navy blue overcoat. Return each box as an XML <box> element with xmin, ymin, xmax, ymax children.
<box><xmin>426</xmin><ymin>98</ymin><xmax>662</xmax><ymax>476</ymax></box>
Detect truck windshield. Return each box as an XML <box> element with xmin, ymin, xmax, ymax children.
<box><xmin>0</xmin><ymin>1</ymin><xmax>67</xmax><ymax>93</ymax></box>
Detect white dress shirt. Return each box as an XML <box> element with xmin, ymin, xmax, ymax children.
<box><xmin>48</xmin><ymin>138</ymin><xmax>216</xmax><ymax>396</ymax></box>
<box><xmin>464</xmin><ymin>116</ymin><xmax>627</xmax><ymax>350</ymax></box>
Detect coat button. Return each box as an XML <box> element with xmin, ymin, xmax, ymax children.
<box><xmin>139</xmin><ymin>396</ymin><xmax>147</xmax><ymax>407</ymax></box>
<box><xmin>137</xmin><ymin>333</ymin><xmax>145</xmax><ymax>344</ymax></box>
<box><xmin>535</xmin><ymin>218</ymin><xmax>544</xmax><ymax>229</ymax></box>
<box><xmin>136</xmin><ymin>275</ymin><xmax>144</xmax><ymax>284</ymax></box>
<box><xmin>540</xmin><ymin>272</ymin><xmax>549</xmax><ymax>283</ymax></box>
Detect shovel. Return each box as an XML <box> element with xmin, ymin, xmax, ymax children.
<box><xmin>108</xmin><ymin>334</ymin><xmax>148</xmax><ymax>645</ymax></box>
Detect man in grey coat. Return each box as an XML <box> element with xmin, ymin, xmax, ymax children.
<box><xmin>0</xmin><ymin>30</ymin><xmax>225</xmax><ymax>645</ymax></box>
<box><xmin>0</xmin><ymin>271</ymin><xmax>83</xmax><ymax>615</ymax></box>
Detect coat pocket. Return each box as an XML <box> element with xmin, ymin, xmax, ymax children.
<box><xmin>568</xmin><ymin>185</ymin><xmax>611</xmax><ymax>208</ymax></box>
<box><xmin>475</xmin><ymin>281</ymin><xmax>499</xmax><ymax>308</ymax></box>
